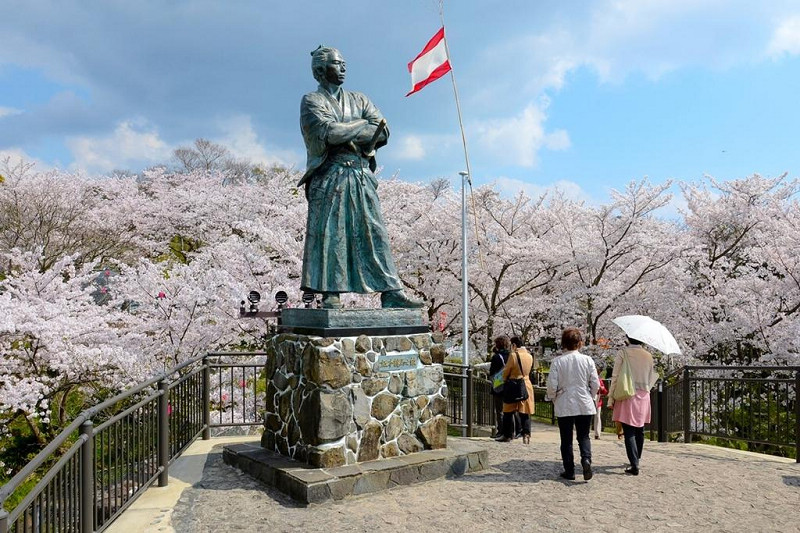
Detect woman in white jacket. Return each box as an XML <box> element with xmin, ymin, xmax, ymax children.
<box><xmin>546</xmin><ymin>328</ymin><xmax>599</xmax><ymax>481</ymax></box>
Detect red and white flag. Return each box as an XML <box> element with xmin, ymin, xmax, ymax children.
<box><xmin>406</xmin><ymin>27</ymin><xmax>451</xmax><ymax>97</ymax></box>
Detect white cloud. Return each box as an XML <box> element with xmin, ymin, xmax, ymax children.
<box><xmin>494</xmin><ymin>176</ymin><xmax>591</xmax><ymax>205</ymax></box>
<box><xmin>768</xmin><ymin>16</ymin><xmax>800</xmax><ymax>57</ymax></box>
<box><xmin>394</xmin><ymin>135</ymin><xmax>426</xmax><ymax>160</ymax></box>
<box><xmin>473</xmin><ymin>0</ymin><xmax>780</xmax><ymax>106</ymax></box>
<box><xmin>473</xmin><ymin>102</ymin><xmax>570</xmax><ymax>167</ymax></box>
<box><xmin>216</xmin><ymin>115</ymin><xmax>302</xmax><ymax>169</ymax></box>
<box><xmin>66</xmin><ymin>120</ymin><xmax>172</xmax><ymax>175</ymax></box>
<box><xmin>580</xmin><ymin>0</ymin><xmax>765</xmax><ymax>81</ymax></box>
<box><xmin>64</xmin><ymin>116</ymin><xmax>305</xmax><ymax>175</ymax></box>
<box><xmin>0</xmin><ymin>107</ymin><xmax>22</xmax><ymax>118</ymax></box>
<box><xmin>0</xmin><ymin>148</ymin><xmax>53</xmax><ymax>175</ymax></box>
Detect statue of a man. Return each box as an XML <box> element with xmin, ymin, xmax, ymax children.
<box><xmin>298</xmin><ymin>46</ymin><xmax>423</xmax><ymax>309</ymax></box>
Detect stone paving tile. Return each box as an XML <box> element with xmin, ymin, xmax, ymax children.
<box><xmin>171</xmin><ymin>423</ymin><xmax>799</xmax><ymax>533</ymax></box>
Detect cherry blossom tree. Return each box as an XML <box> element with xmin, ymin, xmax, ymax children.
<box><xmin>0</xmin><ymin>250</ymin><xmax>135</xmax><ymax>446</ymax></box>
<box><xmin>0</xmin><ymin>171</ymin><xmax>146</xmax><ymax>271</ymax></box>
<box><xmin>4</xmin><ymin>157</ymin><xmax>800</xmax><ymax>478</ymax></box>
<box><xmin>547</xmin><ymin>179</ymin><xmax>681</xmax><ymax>345</ymax></box>
<box><xmin>678</xmin><ymin>174</ymin><xmax>800</xmax><ymax>364</ymax></box>
<box><xmin>461</xmin><ymin>186</ymin><xmax>568</xmax><ymax>354</ymax></box>
<box><xmin>381</xmin><ymin>178</ymin><xmax>463</xmax><ymax>329</ymax></box>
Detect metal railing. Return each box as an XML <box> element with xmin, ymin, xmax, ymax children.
<box><xmin>681</xmin><ymin>366</ymin><xmax>799</xmax><ymax>459</ymax></box>
<box><xmin>442</xmin><ymin>363</ymin><xmax>473</xmax><ymax>436</ymax></box>
<box><xmin>2</xmin><ymin>359</ymin><xmax>797</xmax><ymax>532</ymax></box>
<box><xmin>0</xmin><ymin>352</ymin><xmax>267</xmax><ymax>533</ymax></box>
<box><xmin>444</xmin><ymin>365</ymin><xmax>799</xmax><ymax>462</ymax></box>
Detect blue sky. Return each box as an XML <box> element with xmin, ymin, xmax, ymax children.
<box><xmin>2</xmin><ymin>0</ymin><xmax>800</xmax><ymax>209</ymax></box>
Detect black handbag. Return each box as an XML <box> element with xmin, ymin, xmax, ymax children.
<box><xmin>502</xmin><ymin>350</ymin><xmax>529</xmax><ymax>403</ymax></box>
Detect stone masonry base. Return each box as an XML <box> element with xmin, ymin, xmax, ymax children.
<box><xmin>223</xmin><ymin>438</ymin><xmax>488</xmax><ymax>504</ymax></box>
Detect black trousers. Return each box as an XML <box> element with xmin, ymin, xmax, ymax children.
<box><xmin>557</xmin><ymin>415</ymin><xmax>593</xmax><ymax>474</ymax></box>
<box><xmin>503</xmin><ymin>411</ymin><xmax>530</xmax><ymax>438</ymax></box>
<box><xmin>492</xmin><ymin>396</ymin><xmax>521</xmax><ymax>434</ymax></box>
<box><xmin>492</xmin><ymin>394</ymin><xmax>504</xmax><ymax>435</ymax></box>
<box><xmin>621</xmin><ymin>423</ymin><xmax>645</xmax><ymax>469</ymax></box>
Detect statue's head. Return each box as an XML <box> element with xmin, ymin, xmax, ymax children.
<box><xmin>311</xmin><ymin>45</ymin><xmax>346</xmax><ymax>86</ymax></box>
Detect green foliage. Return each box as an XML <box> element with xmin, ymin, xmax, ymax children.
<box><xmin>0</xmin><ymin>476</ymin><xmax>39</xmax><ymax>512</ymax></box>
<box><xmin>154</xmin><ymin>234</ymin><xmax>203</xmax><ymax>264</ymax></box>
<box><xmin>0</xmin><ymin>387</ymin><xmax>103</xmax><ymax>512</ymax></box>
<box><xmin>0</xmin><ymin>414</ymin><xmax>81</xmax><ymax>512</ymax></box>
<box><xmin>696</xmin><ymin>436</ymin><xmax>796</xmax><ymax>460</ymax></box>
<box><xmin>447</xmin><ymin>425</ymin><xmax>462</xmax><ymax>437</ymax></box>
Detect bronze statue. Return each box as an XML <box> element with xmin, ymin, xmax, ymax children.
<box><xmin>298</xmin><ymin>46</ymin><xmax>423</xmax><ymax>309</ymax></box>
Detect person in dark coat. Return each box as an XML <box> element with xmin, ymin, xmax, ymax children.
<box><xmin>487</xmin><ymin>336</ymin><xmax>521</xmax><ymax>440</ymax></box>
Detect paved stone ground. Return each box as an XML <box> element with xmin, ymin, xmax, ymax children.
<box><xmin>170</xmin><ymin>423</ymin><xmax>799</xmax><ymax>533</ymax></box>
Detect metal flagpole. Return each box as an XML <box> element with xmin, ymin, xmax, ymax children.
<box><xmin>439</xmin><ymin>1</ymin><xmax>474</xmax><ymax>436</ymax></box>
<box><xmin>459</xmin><ymin>170</ymin><xmax>469</xmax><ymax>436</ymax></box>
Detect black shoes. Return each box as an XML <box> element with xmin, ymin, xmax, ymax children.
<box><xmin>559</xmin><ymin>471</ymin><xmax>575</xmax><ymax>480</ymax></box>
<box><xmin>581</xmin><ymin>460</ymin><xmax>593</xmax><ymax>481</ymax></box>
<box><xmin>624</xmin><ymin>467</ymin><xmax>639</xmax><ymax>476</ymax></box>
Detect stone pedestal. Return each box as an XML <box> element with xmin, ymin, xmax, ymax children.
<box><xmin>260</xmin><ymin>326</ymin><xmax>448</xmax><ymax>468</ymax></box>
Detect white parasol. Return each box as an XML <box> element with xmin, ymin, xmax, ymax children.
<box><xmin>612</xmin><ymin>315</ymin><xmax>682</xmax><ymax>355</ymax></box>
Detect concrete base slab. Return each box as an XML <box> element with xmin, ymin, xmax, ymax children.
<box><xmin>223</xmin><ymin>438</ymin><xmax>488</xmax><ymax>505</ymax></box>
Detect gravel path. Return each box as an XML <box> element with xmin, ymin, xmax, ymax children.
<box><xmin>171</xmin><ymin>423</ymin><xmax>799</xmax><ymax>532</ymax></box>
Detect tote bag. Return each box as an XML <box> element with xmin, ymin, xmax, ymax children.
<box><xmin>490</xmin><ymin>351</ymin><xmax>510</xmax><ymax>393</ymax></box>
<box><xmin>491</xmin><ymin>369</ymin><xmax>505</xmax><ymax>393</ymax></box>
<box><xmin>613</xmin><ymin>349</ymin><xmax>636</xmax><ymax>401</ymax></box>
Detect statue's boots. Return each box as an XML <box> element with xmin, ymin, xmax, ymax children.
<box><xmin>381</xmin><ymin>290</ymin><xmax>424</xmax><ymax>309</ymax></box>
<box><xmin>321</xmin><ymin>293</ymin><xmax>343</xmax><ymax>309</ymax></box>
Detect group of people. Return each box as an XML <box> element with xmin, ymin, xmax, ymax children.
<box><xmin>486</xmin><ymin>327</ymin><xmax>658</xmax><ymax>481</ymax></box>
<box><xmin>485</xmin><ymin>336</ymin><xmax>536</xmax><ymax>444</ymax></box>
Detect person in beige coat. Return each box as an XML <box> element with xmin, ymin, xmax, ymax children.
<box><xmin>607</xmin><ymin>337</ymin><xmax>659</xmax><ymax>475</ymax></box>
<box><xmin>498</xmin><ymin>336</ymin><xmax>535</xmax><ymax>443</ymax></box>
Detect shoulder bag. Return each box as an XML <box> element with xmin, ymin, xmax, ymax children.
<box><xmin>612</xmin><ymin>348</ymin><xmax>636</xmax><ymax>401</ymax></box>
<box><xmin>502</xmin><ymin>350</ymin><xmax>529</xmax><ymax>403</ymax></box>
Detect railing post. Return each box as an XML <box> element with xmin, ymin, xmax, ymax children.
<box><xmin>202</xmin><ymin>356</ymin><xmax>211</xmax><ymax>440</ymax></box>
<box><xmin>0</xmin><ymin>508</ymin><xmax>9</xmax><ymax>533</ymax></box>
<box><xmin>657</xmin><ymin>379</ymin><xmax>666</xmax><ymax>442</ymax></box>
<box><xmin>682</xmin><ymin>367</ymin><xmax>691</xmax><ymax>444</ymax></box>
<box><xmin>79</xmin><ymin>420</ymin><xmax>94</xmax><ymax>533</ymax></box>
<box><xmin>158</xmin><ymin>380</ymin><xmax>170</xmax><ymax>487</ymax></box>
<box><xmin>795</xmin><ymin>369</ymin><xmax>799</xmax><ymax>463</ymax></box>
<box><xmin>466</xmin><ymin>366</ymin><xmax>474</xmax><ymax>437</ymax></box>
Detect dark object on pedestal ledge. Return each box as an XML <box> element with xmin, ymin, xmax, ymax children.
<box><xmin>279</xmin><ymin>308</ymin><xmax>429</xmax><ymax>336</ymax></box>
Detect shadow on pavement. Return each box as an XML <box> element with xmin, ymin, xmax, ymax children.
<box><xmin>782</xmin><ymin>475</ymin><xmax>800</xmax><ymax>487</ymax></box>
<box><xmin>453</xmin><ymin>459</ymin><xmax>630</xmax><ymax>484</ymax></box>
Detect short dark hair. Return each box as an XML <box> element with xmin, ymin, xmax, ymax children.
<box><xmin>494</xmin><ymin>335</ymin><xmax>511</xmax><ymax>352</ymax></box>
<box><xmin>510</xmin><ymin>336</ymin><xmax>523</xmax><ymax>348</ymax></box>
<box><xmin>561</xmin><ymin>328</ymin><xmax>583</xmax><ymax>351</ymax></box>
<box><xmin>626</xmin><ymin>336</ymin><xmax>643</xmax><ymax>346</ymax></box>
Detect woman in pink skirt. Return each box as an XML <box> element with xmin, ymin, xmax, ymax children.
<box><xmin>607</xmin><ymin>338</ymin><xmax>659</xmax><ymax>475</ymax></box>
